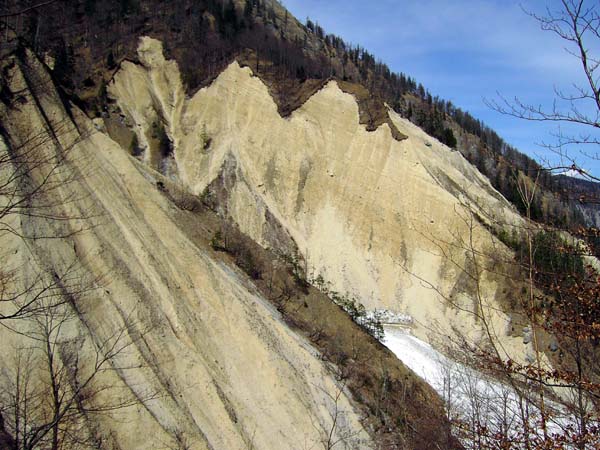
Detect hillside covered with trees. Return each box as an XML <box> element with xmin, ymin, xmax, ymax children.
<box><xmin>2</xmin><ymin>0</ymin><xmax>597</xmax><ymax>229</ymax></box>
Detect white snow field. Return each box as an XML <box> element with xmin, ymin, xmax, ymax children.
<box><xmin>382</xmin><ymin>325</ymin><xmax>579</xmax><ymax>448</ymax></box>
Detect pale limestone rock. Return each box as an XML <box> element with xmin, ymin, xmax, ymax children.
<box><xmin>0</xmin><ymin>49</ymin><xmax>371</xmax><ymax>450</ymax></box>
<box><xmin>108</xmin><ymin>37</ymin><xmax>533</xmax><ymax>365</ymax></box>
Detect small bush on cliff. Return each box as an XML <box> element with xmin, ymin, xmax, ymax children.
<box><xmin>311</xmin><ymin>276</ymin><xmax>384</xmax><ymax>341</ymax></box>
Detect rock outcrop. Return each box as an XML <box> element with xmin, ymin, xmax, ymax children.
<box><xmin>0</xmin><ymin>47</ymin><xmax>373</xmax><ymax>450</ymax></box>
<box><xmin>0</xmin><ymin>35</ymin><xmax>546</xmax><ymax>449</ymax></box>
<box><xmin>109</xmin><ymin>37</ymin><xmax>531</xmax><ymax>360</ymax></box>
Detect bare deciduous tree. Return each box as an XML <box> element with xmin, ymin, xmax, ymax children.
<box><xmin>312</xmin><ymin>378</ymin><xmax>363</xmax><ymax>450</ymax></box>
<box><xmin>0</xmin><ymin>299</ymin><xmax>152</xmax><ymax>450</ymax></box>
<box><xmin>0</xmin><ymin>48</ymin><xmax>99</xmax><ymax>324</ymax></box>
<box><xmin>487</xmin><ymin>0</ymin><xmax>600</xmax><ymax>180</ymax></box>
<box><xmin>0</xmin><ymin>42</ymin><xmax>155</xmax><ymax>450</ymax></box>
<box><xmin>403</xmin><ymin>193</ymin><xmax>600</xmax><ymax>448</ymax></box>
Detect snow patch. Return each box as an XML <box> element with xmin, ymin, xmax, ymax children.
<box><xmin>382</xmin><ymin>327</ymin><xmax>575</xmax><ymax>447</ymax></box>
<box><xmin>365</xmin><ymin>309</ymin><xmax>413</xmax><ymax>326</ymax></box>
<box><xmin>555</xmin><ymin>168</ymin><xmax>591</xmax><ymax>180</ymax></box>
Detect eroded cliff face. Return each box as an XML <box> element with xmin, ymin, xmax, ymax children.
<box><xmin>108</xmin><ymin>37</ymin><xmax>533</xmax><ymax>361</ymax></box>
<box><xmin>0</xmin><ymin>48</ymin><xmax>373</xmax><ymax>449</ymax></box>
<box><xmin>0</xmin><ymin>35</ymin><xmax>548</xmax><ymax>449</ymax></box>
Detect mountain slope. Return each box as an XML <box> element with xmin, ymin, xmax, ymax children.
<box><xmin>106</xmin><ymin>37</ymin><xmax>533</xmax><ymax>363</ymax></box>
<box><xmin>2</xmin><ymin>0</ymin><xmax>591</xmax><ymax>230</ymax></box>
<box><xmin>0</xmin><ymin>45</ymin><xmax>462</xmax><ymax>449</ymax></box>
<box><xmin>0</xmin><ymin>1</ymin><xmax>586</xmax><ymax>448</ymax></box>
<box><xmin>1</xmin><ymin>48</ymin><xmax>373</xmax><ymax>450</ymax></box>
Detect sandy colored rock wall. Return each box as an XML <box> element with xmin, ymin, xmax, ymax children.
<box><xmin>109</xmin><ymin>37</ymin><xmax>533</xmax><ymax>363</ymax></box>
<box><xmin>0</xmin><ymin>48</ymin><xmax>371</xmax><ymax>450</ymax></box>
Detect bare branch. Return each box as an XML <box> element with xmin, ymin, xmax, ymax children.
<box><xmin>0</xmin><ymin>0</ymin><xmax>60</xmax><ymax>19</ymax></box>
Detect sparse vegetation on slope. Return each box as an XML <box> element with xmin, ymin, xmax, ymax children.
<box><xmin>157</xmin><ymin>174</ymin><xmax>462</xmax><ymax>449</ymax></box>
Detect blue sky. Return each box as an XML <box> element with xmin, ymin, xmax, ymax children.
<box><xmin>282</xmin><ymin>0</ymin><xmax>600</xmax><ymax>176</ymax></box>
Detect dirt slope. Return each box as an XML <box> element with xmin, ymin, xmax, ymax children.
<box><xmin>108</xmin><ymin>37</ymin><xmax>535</xmax><ymax>365</ymax></box>
<box><xmin>0</xmin><ymin>47</ymin><xmax>375</xmax><ymax>450</ymax></box>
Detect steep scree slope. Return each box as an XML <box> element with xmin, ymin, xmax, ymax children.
<box><xmin>109</xmin><ymin>37</ymin><xmax>536</xmax><ymax>364</ymax></box>
<box><xmin>0</xmin><ymin>47</ymin><xmax>377</xmax><ymax>450</ymax></box>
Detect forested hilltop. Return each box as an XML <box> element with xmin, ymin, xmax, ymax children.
<box><xmin>1</xmin><ymin>0</ymin><xmax>596</xmax><ymax>227</ymax></box>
